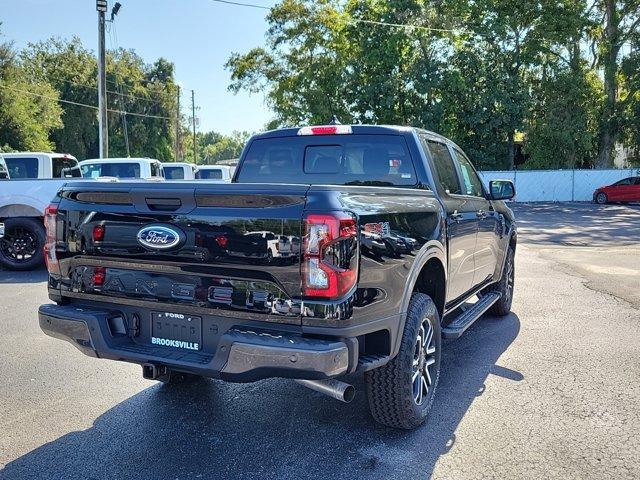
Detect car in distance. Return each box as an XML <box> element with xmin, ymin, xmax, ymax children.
<box><xmin>79</xmin><ymin>158</ymin><xmax>164</xmax><ymax>180</ymax></box>
<box><xmin>162</xmin><ymin>162</ymin><xmax>198</xmax><ymax>180</ymax></box>
<box><xmin>195</xmin><ymin>165</ymin><xmax>232</xmax><ymax>182</ymax></box>
<box><xmin>593</xmin><ymin>176</ymin><xmax>640</xmax><ymax>204</ymax></box>
<box><xmin>38</xmin><ymin>124</ymin><xmax>516</xmax><ymax>429</ymax></box>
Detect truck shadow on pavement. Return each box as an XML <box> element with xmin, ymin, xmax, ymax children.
<box><xmin>2</xmin><ymin>313</ymin><xmax>521</xmax><ymax>480</ymax></box>
<box><xmin>0</xmin><ymin>268</ymin><xmax>48</xmax><ymax>284</ymax></box>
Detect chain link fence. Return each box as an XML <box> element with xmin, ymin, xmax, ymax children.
<box><xmin>479</xmin><ymin>168</ymin><xmax>640</xmax><ymax>202</ymax></box>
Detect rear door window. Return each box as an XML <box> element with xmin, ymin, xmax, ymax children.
<box><xmin>150</xmin><ymin>162</ymin><xmax>162</xmax><ymax>177</ymax></box>
<box><xmin>5</xmin><ymin>157</ymin><xmax>39</xmax><ymax>179</ymax></box>
<box><xmin>424</xmin><ymin>140</ymin><xmax>461</xmax><ymax>195</ymax></box>
<box><xmin>163</xmin><ymin>166</ymin><xmax>185</xmax><ymax>179</ymax></box>
<box><xmin>237</xmin><ymin>135</ymin><xmax>416</xmax><ymax>186</ymax></box>
<box><xmin>53</xmin><ymin>157</ymin><xmax>80</xmax><ymax>178</ymax></box>
<box><xmin>0</xmin><ymin>159</ymin><xmax>9</xmax><ymax>179</ymax></box>
<box><xmin>197</xmin><ymin>168</ymin><xmax>223</xmax><ymax>179</ymax></box>
<box><xmin>80</xmin><ymin>162</ymin><xmax>141</xmax><ymax>178</ymax></box>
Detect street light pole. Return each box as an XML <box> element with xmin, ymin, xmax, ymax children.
<box><xmin>191</xmin><ymin>89</ymin><xmax>197</xmax><ymax>164</ymax></box>
<box><xmin>97</xmin><ymin>0</ymin><xmax>108</xmax><ymax>158</ymax></box>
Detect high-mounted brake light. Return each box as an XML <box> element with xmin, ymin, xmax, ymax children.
<box><xmin>297</xmin><ymin>125</ymin><xmax>353</xmax><ymax>136</ymax></box>
<box><xmin>303</xmin><ymin>213</ymin><xmax>358</xmax><ymax>298</ymax></box>
<box><xmin>44</xmin><ymin>204</ymin><xmax>60</xmax><ymax>274</ymax></box>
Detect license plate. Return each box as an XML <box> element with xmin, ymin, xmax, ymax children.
<box><xmin>151</xmin><ymin>312</ymin><xmax>202</xmax><ymax>351</ymax></box>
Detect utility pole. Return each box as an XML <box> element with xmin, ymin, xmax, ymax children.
<box><xmin>191</xmin><ymin>89</ymin><xmax>197</xmax><ymax>164</ymax></box>
<box><xmin>175</xmin><ymin>85</ymin><xmax>181</xmax><ymax>161</ymax></box>
<box><xmin>97</xmin><ymin>0</ymin><xmax>108</xmax><ymax>158</ymax></box>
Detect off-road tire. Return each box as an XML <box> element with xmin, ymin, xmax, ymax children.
<box><xmin>487</xmin><ymin>246</ymin><xmax>515</xmax><ymax>316</ymax></box>
<box><xmin>0</xmin><ymin>217</ymin><xmax>45</xmax><ymax>271</ymax></box>
<box><xmin>365</xmin><ymin>293</ymin><xmax>442</xmax><ymax>429</ymax></box>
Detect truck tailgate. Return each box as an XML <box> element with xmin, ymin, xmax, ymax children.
<box><xmin>53</xmin><ymin>182</ymin><xmax>309</xmax><ymax>324</ymax></box>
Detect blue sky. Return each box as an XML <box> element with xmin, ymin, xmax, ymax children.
<box><xmin>0</xmin><ymin>0</ymin><xmax>274</xmax><ymax>134</ymax></box>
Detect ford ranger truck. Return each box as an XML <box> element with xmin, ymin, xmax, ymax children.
<box><xmin>39</xmin><ymin>125</ymin><xmax>516</xmax><ymax>429</ymax></box>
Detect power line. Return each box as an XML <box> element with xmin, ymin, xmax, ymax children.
<box><xmin>209</xmin><ymin>0</ymin><xmax>269</xmax><ymax>10</ymax></box>
<box><xmin>207</xmin><ymin>0</ymin><xmax>463</xmax><ymax>33</ymax></box>
<box><xmin>28</xmin><ymin>74</ymin><xmax>173</xmax><ymax>105</ymax></box>
<box><xmin>0</xmin><ymin>84</ymin><xmax>172</xmax><ymax>120</ymax></box>
<box><xmin>351</xmin><ymin>18</ymin><xmax>463</xmax><ymax>34</ymax></box>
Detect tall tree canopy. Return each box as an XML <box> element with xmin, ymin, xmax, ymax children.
<box><xmin>227</xmin><ymin>0</ymin><xmax>640</xmax><ymax>169</ymax></box>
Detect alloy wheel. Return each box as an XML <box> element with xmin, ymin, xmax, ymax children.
<box><xmin>0</xmin><ymin>227</ymin><xmax>37</xmax><ymax>263</ymax></box>
<box><xmin>412</xmin><ymin>318</ymin><xmax>437</xmax><ymax>405</ymax></box>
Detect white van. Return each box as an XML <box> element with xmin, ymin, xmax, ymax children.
<box><xmin>2</xmin><ymin>152</ymin><xmax>80</xmax><ymax>179</ymax></box>
<box><xmin>161</xmin><ymin>162</ymin><xmax>198</xmax><ymax>180</ymax></box>
<box><xmin>79</xmin><ymin>158</ymin><xmax>164</xmax><ymax>179</ymax></box>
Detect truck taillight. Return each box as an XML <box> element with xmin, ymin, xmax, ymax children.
<box><xmin>93</xmin><ymin>224</ymin><xmax>105</xmax><ymax>241</ymax></box>
<box><xmin>44</xmin><ymin>204</ymin><xmax>60</xmax><ymax>274</ymax></box>
<box><xmin>303</xmin><ymin>213</ymin><xmax>358</xmax><ymax>298</ymax></box>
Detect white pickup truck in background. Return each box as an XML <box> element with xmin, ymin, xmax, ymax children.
<box><xmin>195</xmin><ymin>164</ymin><xmax>233</xmax><ymax>181</ymax></box>
<box><xmin>2</xmin><ymin>152</ymin><xmax>81</xmax><ymax>179</ymax></box>
<box><xmin>0</xmin><ymin>152</ymin><xmax>83</xmax><ymax>270</ymax></box>
<box><xmin>79</xmin><ymin>158</ymin><xmax>165</xmax><ymax>179</ymax></box>
<box><xmin>161</xmin><ymin>162</ymin><xmax>198</xmax><ymax>180</ymax></box>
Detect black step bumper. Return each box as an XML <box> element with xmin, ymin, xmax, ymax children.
<box><xmin>39</xmin><ymin>304</ymin><xmax>350</xmax><ymax>382</ymax></box>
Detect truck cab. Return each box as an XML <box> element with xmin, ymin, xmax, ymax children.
<box><xmin>79</xmin><ymin>158</ymin><xmax>164</xmax><ymax>180</ymax></box>
<box><xmin>1</xmin><ymin>152</ymin><xmax>80</xmax><ymax>179</ymax></box>
<box><xmin>161</xmin><ymin>162</ymin><xmax>198</xmax><ymax>180</ymax></box>
<box><xmin>195</xmin><ymin>165</ymin><xmax>232</xmax><ymax>182</ymax></box>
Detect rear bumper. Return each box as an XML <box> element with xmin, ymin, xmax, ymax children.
<box><xmin>39</xmin><ymin>304</ymin><xmax>350</xmax><ymax>382</ymax></box>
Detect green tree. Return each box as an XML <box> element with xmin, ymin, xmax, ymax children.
<box><xmin>592</xmin><ymin>0</ymin><xmax>640</xmax><ymax>167</ymax></box>
<box><xmin>201</xmin><ymin>130</ymin><xmax>250</xmax><ymax>163</ymax></box>
<box><xmin>0</xmin><ymin>28</ymin><xmax>62</xmax><ymax>151</ymax></box>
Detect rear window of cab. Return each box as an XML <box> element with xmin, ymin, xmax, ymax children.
<box><xmin>236</xmin><ymin>134</ymin><xmax>417</xmax><ymax>186</ymax></box>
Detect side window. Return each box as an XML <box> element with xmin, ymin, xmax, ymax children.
<box><xmin>453</xmin><ymin>149</ymin><xmax>484</xmax><ymax>197</ymax></box>
<box><xmin>5</xmin><ymin>157</ymin><xmax>39</xmax><ymax>178</ymax></box>
<box><xmin>424</xmin><ymin>139</ymin><xmax>461</xmax><ymax>195</ymax></box>
<box><xmin>615</xmin><ymin>178</ymin><xmax>632</xmax><ymax>186</ymax></box>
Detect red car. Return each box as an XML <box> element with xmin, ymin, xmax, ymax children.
<box><xmin>593</xmin><ymin>176</ymin><xmax>640</xmax><ymax>204</ymax></box>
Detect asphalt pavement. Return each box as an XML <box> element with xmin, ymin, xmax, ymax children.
<box><xmin>1</xmin><ymin>202</ymin><xmax>639</xmax><ymax>479</ymax></box>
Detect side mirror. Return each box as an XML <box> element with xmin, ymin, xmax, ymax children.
<box><xmin>488</xmin><ymin>180</ymin><xmax>515</xmax><ymax>201</ymax></box>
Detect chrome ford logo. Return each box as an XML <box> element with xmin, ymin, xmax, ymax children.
<box><xmin>137</xmin><ymin>225</ymin><xmax>182</xmax><ymax>250</ymax></box>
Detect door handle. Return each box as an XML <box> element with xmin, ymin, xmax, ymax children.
<box><xmin>476</xmin><ymin>209</ymin><xmax>487</xmax><ymax>219</ymax></box>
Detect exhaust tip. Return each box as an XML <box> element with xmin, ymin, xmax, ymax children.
<box><xmin>295</xmin><ymin>378</ymin><xmax>355</xmax><ymax>403</ymax></box>
<box><xmin>342</xmin><ymin>384</ymin><xmax>355</xmax><ymax>403</ymax></box>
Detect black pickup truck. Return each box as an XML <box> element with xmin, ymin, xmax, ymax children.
<box><xmin>39</xmin><ymin>125</ymin><xmax>516</xmax><ymax>429</ymax></box>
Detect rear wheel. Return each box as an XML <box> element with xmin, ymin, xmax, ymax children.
<box><xmin>486</xmin><ymin>246</ymin><xmax>515</xmax><ymax>316</ymax></box>
<box><xmin>595</xmin><ymin>192</ymin><xmax>608</xmax><ymax>204</ymax></box>
<box><xmin>365</xmin><ymin>293</ymin><xmax>441</xmax><ymax>429</ymax></box>
<box><xmin>0</xmin><ymin>217</ymin><xmax>45</xmax><ymax>271</ymax></box>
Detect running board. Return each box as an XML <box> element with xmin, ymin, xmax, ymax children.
<box><xmin>441</xmin><ymin>292</ymin><xmax>501</xmax><ymax>339</ymax></box>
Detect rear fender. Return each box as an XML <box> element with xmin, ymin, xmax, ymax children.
<box><xmin>393</xmin><ymin>241</ymin><xmax>447</xmax><ymax>356</ymax></box>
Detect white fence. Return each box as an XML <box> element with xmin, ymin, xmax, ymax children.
<box><xmin>478</xmin><ymin>168</ymin><xmax>640</xmax><ymax>202</ymax></box>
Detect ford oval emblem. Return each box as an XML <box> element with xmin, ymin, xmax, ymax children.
<box><xmin>137</xmin><ymin>225</ymin><xmax>183</xmax><ymax>250</ymax></box>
